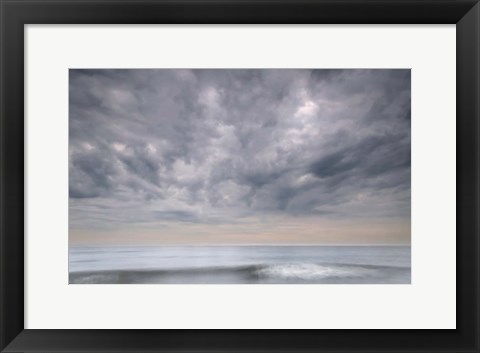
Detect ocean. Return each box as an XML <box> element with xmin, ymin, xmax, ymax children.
<box><xmin>69</xmin><ymin>245</ymin><xmax>411</xmax><ymax>284</ymax></box>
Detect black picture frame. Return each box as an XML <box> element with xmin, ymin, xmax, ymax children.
<box><xmin>1</xmin><ymin>0</ymin><xmax>479</xmax><ymax>352</ymax></box>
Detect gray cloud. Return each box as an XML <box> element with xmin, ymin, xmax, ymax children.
<box><xmin>69</xmin><ymin>69</ymin><xmax>410</xmax><ymax>230</ymax></box>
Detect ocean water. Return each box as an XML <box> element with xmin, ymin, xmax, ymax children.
<box><xmin>69</xmin><ymin>245</ymin><xmax>410</xmax><ymax>284</ymax></box>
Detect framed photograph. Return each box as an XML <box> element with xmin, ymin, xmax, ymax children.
<box><xmin>0</xmin><ymin>0</ymin><xmax>478</xmax><ymax>352</ymax></box>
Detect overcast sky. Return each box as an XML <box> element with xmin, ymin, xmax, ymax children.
<box><xmin>69</xmin><ymin>69</ymin><xmax>411</xmax><ymax>245</ymax></box>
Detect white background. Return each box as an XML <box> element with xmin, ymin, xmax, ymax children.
<box><xmin>25</xmin><ymin>25</ymin><xmax>456</xmax><ymax>329</ymax></box>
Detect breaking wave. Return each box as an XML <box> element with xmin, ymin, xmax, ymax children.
<box><xmin>254</xmin><ymin>263</ymin><xmax>379</xmax><ymax>280</ymax></box>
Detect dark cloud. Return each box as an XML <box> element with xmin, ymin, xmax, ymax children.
<box><xmin>69</xmin><ymin>69</ymin><xmax>410</xmax><ymax>229</ymax></box>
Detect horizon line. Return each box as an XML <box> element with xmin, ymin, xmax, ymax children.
<box><xmin>69</xmin><ymin>243</ymin><xmax>411</xmax><ymax>248</ymax></box>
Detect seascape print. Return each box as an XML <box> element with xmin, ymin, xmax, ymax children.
<box><xmin>69</xmin><ymin>69</ymin><xmax>411</xmax><ymax>284</ymax></box>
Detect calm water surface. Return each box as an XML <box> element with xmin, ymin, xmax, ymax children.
<box><xmin>69</xmin><ymin>245</ymin><xmax>411</xmax><ymax>284</ymax></box>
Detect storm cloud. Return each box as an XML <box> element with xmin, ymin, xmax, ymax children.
<box><xmin>69</xmin><ymin>69</ymin><xmax>410</xmax><ymax>243</ymax></box>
